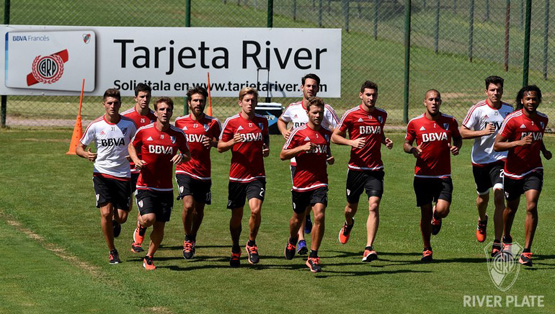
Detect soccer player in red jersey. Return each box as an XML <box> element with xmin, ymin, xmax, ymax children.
<box><xmin>76</xmin><ymin>88</ymin><xmax>137</xmax><ymax>264</ymax></box>
<box><xmin>174</xmin><ymin>87</ymin><xmax>221</xmax><ymax>260</ymax></box>
<box><xmin>281</xmin><ymin>97</ymin><xmax>334</xmax><ymax>273</ymax></box>
<box><xmin>493</xmin><ymin>85</ymin><xmax>551</xmax><ymax>267</ymax></box>
<box><xmin>460</xmin><ymin>76</ymin><xmax>513</xmax><ymax>255</ymax></box>
<box><xmin>277</xmin><ymin>73</ymin><xmax>339</xmax><ymax>255</ymax></box>
<box><xmin>403</xmin><ymin>89</ymin><xmax>462</xmax><ymax>262</ymax></box>
<box><xmin>121</xmin><ymin>83</ymin><xmax>157</xmax><ymax>253</ymax></box>
<box><xmin>218</xmin><ymin>87</ymin><xmax>270</xmax><ymax>267</ymax></box>
<box><xmin>331</xmin><ymin>81</ymin><xmax>393</xmax><ymax>262</ymax></box>
<box><xmin>128</xmin><ymin>97</ymin><xmax>191</xmax><ymax>270</ymax></box>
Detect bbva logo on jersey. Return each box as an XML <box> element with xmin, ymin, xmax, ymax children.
<box><xmin>422</xmin><ymin>132</ymin><xmax>448</xmax><ymax>142</ymax></box>
<box><xmin>148</xmin><ymin>144</ymin><xmax>174</xmax><ymax>155</ymax></box>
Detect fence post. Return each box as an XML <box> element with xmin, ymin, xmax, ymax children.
<box><xmin>267</xmin><ymin>0</ymin><xmax>273</xmax><ymax>27</ymax></box>
<box><xmin>318</xmin><ymin>0</ymin><xmax>323</xmax><ymax>27</ymax></box>
<box><xmin>468</xmin><ymin>0</ymin><xmax>474</xmax><ymax>62</ymax></box>
<box><xmin>453</xmin><ymin>0</ymin><xmax>456</xmax><ymax>13</ymax></box>
<box><xmin>522</xmin><ymin>0</ymin><xmax>531</xmax><ymax>86</ymax></box>
<box><xmin>373</xmin><ymin>0</ymin><xmax>379</xmax><ymax>40</ymax></box>
<box><xmin>293</xmin><ymin>0</ymin><xmax>297</xmax><ymax>21</ymax></box>
<box><xmin>343</xmin><ymin>0</ymin><xmax>350</xmax><ymax>32</ymax></box>
<box><xmin>504</xmin><ymin>0</ymin><xmax>510</xmax><ymax>72</ymax></box>
<box><xmin>434</xmin><ymin>0</ymin><xmax>440</xmax><ymax>53</ymax></box>
<box><xmin>484</xmin><ymin>0</ymin><xmax>489</xmax><ymax>21</ymax></box>
<box><xmin>185</xmin><ymin>0</ymin><xmax>191</xmax><ymax>27</ymax></box>
<box><xmin>543</xmin><ymin>0</ymin><xmax>550</xmax><ymax>79</ymax></box>
<box><xmin>403</xmin><ymin>0</ymin><xmax>411</xmax><ymax>124</ymax></box>
<box><xmin>2</xmin><ymin>0</ymin><xmax>10</xmax><ymax>128</ymax></box>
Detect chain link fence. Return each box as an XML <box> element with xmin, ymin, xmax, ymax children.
<box><xmin>1</xmin><ymin>0</ymin><xmax>554</xmax><ymax>128</ymax></box>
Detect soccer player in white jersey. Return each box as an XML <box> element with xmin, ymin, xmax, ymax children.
<box><xmin>460</xmin><ymin>76</ymin><xmax>513</xmax><ymax>256</ymax></box>
<box><xmin>277</xmin><ymin>73</ymin><xmax>339</xmax><ymax>255</ymax></box>
<box><xmin>76</xmin><ymin>88</ymin><xmax>137</xmax><ymax>264</ymax></box>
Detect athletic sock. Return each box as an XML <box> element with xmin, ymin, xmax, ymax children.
<box><xmin>232</xmin><ymin>244</ymin><xmax>240</xmax><ymax>253</ymax></box>
<box><xmin>365</xmin><ymin>246</ymin><xmax>374</xmax><ymax>251</ymax></box>
<box><xmin>185</xmin><ymin>234</ymin><xmax>196</xmax><ymax>242</ymax></box>
<box><xmin>138</xmin><ymin>226</ymin><xmax>147</xmax><ymax>236</ymax></box>
<box><xmin>424</xmin><ymin>246</ymin><xmax>432</xmax><ymax>251</ymax></box>
<box><xmin>523</xmin><ymin>248</ymin><xmax>531</xmax><ymax>253</ymax></box>
<box><xmin>309</xmin><ymin>250</ymin><xmax>318</xmax><ymax>258</ymax></box>
<box><xmin>289</xmin><ymin>237</ymin><xmax>298</xmax><ymax>245</ymax></box>
<box><xmin>247</xmin><ymin>240</ymin><xmax>256</xmax><ymax>247</ymax></box>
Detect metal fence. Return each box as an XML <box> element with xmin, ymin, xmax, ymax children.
<box><xmin>1</xmin><ymin>0</ymin><xmax>554</xmax><ymax>128</ymax></box>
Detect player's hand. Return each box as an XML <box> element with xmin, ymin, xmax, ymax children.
<box><xmin>483</xmin><ymin>122</ymin><xmax>496</xmax><ymax>135</ymax></box>
<box><xmin>301</xmin><ymin>142</ymin><xmax>315</xmax><ymax>152</ymax></box>
<box><xmin>448</xmin><ymin>143</ymin><xmax>460</xmax><ymax>156</ymax></box>
<box><xmin>86</xmin><ymin>148</ymin><xmax>97</xmax><ymax>162</ymax></box>
<box><xmin>326</xmin><ymin>155</ymin><xmax>335</xmax><ymax>165</ymax></box>
<box><xmin>202</xmin><ymin>135</ymin><xmax>211</xmax><ymax>148</ymax></box>
<box><xmin>542</xmin><ymin>150</ymin><xmax>552</xmax><ymax>160</ymax></box>
<box><xmin>262</xmin><ymin>143</ymin><xmax>270</xmax><ymax>157</ymax></box>
<box><xmin>135</xmin><ymin>160</ymin><xmax>147</xmax><ymax>170</ymax></box>
<box><xmin>384</xmin><ymin>138</ymin><xmax>393</xmax><ymax>149</ymax></box>
<box><xmin>233</xmin><ymin>132</ymin><xmax>242</xmax><ymax>143</ymax></box>
<box><xmin>283</xmin><ymin>129</ymin><xmax>291</xmax><ymax>140</ymax></box>
<box><xmin>411</xmin><ymin>145</ymin><xmax>422</xmax><ymax>158</ymax></box>
<box><xmin>171</xmin><ymin>153</ymin><xmax>184</xmax><ymax>165</ymax></box>
<box><xmin>520</xmin><ymin>134</ymin><xmax>533</xmax><ymax>146</ymax></box>
<box><xmin>125</xmin><ymin>155</ymin><xmax>132</xmax><ymax>162</ymax></box>
<box><xmin>351</xmin><ymin>138</ymin><xmax>365</xmax><ymax>149</ymax></box>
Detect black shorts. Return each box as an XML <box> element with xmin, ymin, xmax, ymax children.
<box><xmin>136</xmin><ymin>190</ymin><xmax>174</xmax><ymax>222</ymax></box>
<box><xmin>503</xmin><ymin>171</ymin><xmax>543</xmax><ymax>201</ymax></box>
<box><xmin>130</xmin><ymin>172</ymin><xmax>140</xmax><ymax>193</ymax></box>
<box><xmin>175</xmin><ymin>174</ymin><xmax>212</xmax><ymax>204</ymax></box>
<box><xmin>472</xmin><ymin>161</ymin><xmax>504</xmax><ymax>195</ymax></box>
<box><xmin>227</xmin><ymin>179</ymin><xmax>266</xmax><ymax>209</ymax></box>
<box><xmin>413</xmin><ymin>177</ymin><xmax>453</xmax><ymax>207</ymax></box>
<box><xmin>292</xmin><ymin>187</ymin><xmax>328</xmax><ymax>214</ymax></box>
<box><xmin>93</xmin><ymin>175</ymin><xmax>131</xmax><ymax>211</ymax></box>
<box><xmin>346</xmin><ymin>169</ymin><xmax>384</xmax><ymax>203</ymax></box>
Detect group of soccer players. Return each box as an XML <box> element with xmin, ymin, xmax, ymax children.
<box><xmin>76</xmin><ymin>74</ymin><xmax>550</xmax><ymax>272</ymax></box>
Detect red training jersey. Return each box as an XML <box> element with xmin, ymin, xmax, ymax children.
<box><xmin>498</xmin><ymin>109</ymin><xmax>548</xmax><ymax>179</ymax></box>
<box><xmin>283</xmin><ymin>125</ymin><xmax>332</xmax><ymax>192</ymax></box>
<box><xmin>174</xmin><ymin>114</ymin><xmax>221</xmax><ymax>181</ymax></box>
<box><xmin>132</xmin><ymin>123</ymin><xmax>189</xmax><ymax>192</ymax></box>
<box><xmin>405</xmin><ymin>113</ymin><xmax>460</xmax><ymax>178</ymax></box>
<box><xmin>122</xmin><ymin>107</ymin><xmax>157</xmax><ymax>174</ymax></box>
<box><xmin>338</xmin><ymin>105</ymin><xmax>387</xmax><ymax>171</ymax></box>
<box><xmin>220</xmin><ymin>113</ymin><xmax>269</xmax><ymax>182</ymax></box>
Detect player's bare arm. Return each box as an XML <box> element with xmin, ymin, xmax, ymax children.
<box><xmin>331</xmin><ymin>128</ymin><xmax>365</xmax><ymax>149</ymax></box>
<box><xmin>280</xmin><ymin>142</ymin><xmax>314</xmax><ymax>160</ymax></box>
<box><xmin>459</xmin><ymin>123</ymin><xmax>495</xmax><ymax>139</ymax></box>
<box><xmin>540</xmin><ymin>141</ymin><xmax>552</xmax><ymax>160</ymax></box>
<box><xmin>76</xmin><ymin>143</ymin><xmax>97</xmax><ymax>162</ymax></box>
<box><xmin>262</xmin><ymin>135</ymin><xmax>270</xmax><ymax>157</ymax></box>
<box><xmin>493</xmin><ymin>133</ymin><xmax>532</xmax><ymax>152</ymax></box>
<box><xmin>403</xmin><ymin>139</ymin><xmax>422</xmax><ymax>158</ymax></box>
<box><xmin>450</xmin><ymin>135</ymin><xmax>463</xmax><ymax>156</ymax></box>
<box><xmin>217</xmin><ymin>132</ymin><xmax>241</xmax><ymax>153</ymax></box>
<box><xmin>277</xmin><ymin>118</ymin><xmax>291</xmax><ymax>140</ymax></box>
<box><xmin>128</xmin><ymin>142</ymin><xmax>146</xmax><ymax>169</ymax></box>
<box><xmin>171</xmin><ymin>151</ymin><xmax>191</xmax><ymax>165</ymax></box>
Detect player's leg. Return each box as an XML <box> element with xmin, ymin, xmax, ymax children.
<box><xmin>520</xmin><ymin>173</ymin><xmax>542</xmax><ymax>266</ymax></box>
<box><xmin>307</xmin><ymin>202</ymin><xmax>326</xmax><ymax>272</ymax></box>
<box><xmin>285</xmin><ymin>191</ymin><xmax>308</xmax><ymax>260</ymax></box>
<box><xmin>491</xmin><ymin>187</ymin><xmax>505</xmax><ymax>255</ymax></box>
<box><xmin>244</xmin><ymin>180</ymin><xmax>265</xmax><ymax>264</ymax></box>
<box><xmin>339</xmin><ymin>170</ymin><xmax>365</xmax><ymax>244</ymax></box>
<box><xmin>131</xmin><ymin>173</ymin><xmax>147</xmax><ymax>252</ymax></box>
<box><xmin>143</xmin><ymin>221</ymin><xmax>165</xmax><ymax>270</ymax></box>
<box><xmin>362</xmin><ymin>171</ymin><xmax>384</xmax><ymax>261</ymax></box>
<box><xmin>227</xmin><ymin>181</ymin><xmax>246</xmax><ymax>267</ymax></box>
<box><xmin>99</xmin><ymin>202</ymin><xmax>116</xmax><ymax>251</ymax></box>
<box><xmin>502</xmin><ymin>176</ymin><xmax>521</xmax><ymax>251</ymax></box>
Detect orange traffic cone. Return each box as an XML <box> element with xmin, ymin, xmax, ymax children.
<box><xmin>66</xmin><ymin>114</ymin><xmax>82</xmax><ymax>155</ymax></box>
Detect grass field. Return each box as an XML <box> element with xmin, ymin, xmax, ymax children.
<box><xmin>1</xmin><ymin>129</ymin><xmax>555</xmax><ymax>313</ymax></box>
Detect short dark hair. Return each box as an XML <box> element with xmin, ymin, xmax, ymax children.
<box><xmin>485</xmin><ymin>76</ymin><xmax>504</xmax><ymax>89</ymax></box>
<box><xmin>154</xmin><ymin>97</ymin><xmax>174</xmax><ymax>110</ymax></box>
<box><xmin>425</xmin><ymin>89</ymin><xmax>441</xmax><ymax>99</ymax></box>
<box><xmin>187</xmin><ymin>87</ymin><xmax>208</xmax><ymax>102</ymax></box>
<box><xmin>515</xmin><ymin>85</ymin><xmax>542</xmax><ymax>110</ymax></box>
<box><xmin>360</xmin><ymin>81</ymin><xmax>378</xmax><ymax>93</ymax></box>
<box><xmin>301</xmin><ymin>73</ymin><xmax>320</xmax><ymax>86</ymax></box>
<box><xmin>306</xmin><ymin>96</ymin><xmax>325</xmax><ymax>111</ymax></box>
<box><xmin>134</xmin><ymin>83</ymin><xmax>152</xmax><ymax>96</ymax></box>
<box><xmin>103</xmin><ymin>88</ymin><xmax>121</xmax><ymax>102</ymax></box>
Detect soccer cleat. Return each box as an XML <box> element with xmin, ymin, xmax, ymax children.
<box><xmin>112</xmin><ymin>220</ymin><xmax>121</xmax><ymax>238</ymax></box>
<box><xmin>245</xmin><ymin>243</ymin><xmax>260</xmax><ymax>264</ymax></box>
<box><xmin>431</xmin><ymin>209</ymin><xmax>442</xmax><ymax>236</ymax></box>
<box><xmin>183</xmin><ymin>240</ymin><xmax>196</xmax><ymax>260</ymax></box>
<box><xmin>502</xmin><ymin>236</ymin><xmax>513</xmax><ymax>259</ymax></box>
<box><xmin>421</xmin><ymin>249</ymin><xmax>433</xmax><ymax>262</ymax></box>
<box><xmin>362</xmin><ymin>249</ymin><xmax>378</xmax><ymax>262</ymax></box>
<box><xmin>304</xmin><ymin>215</ymin><xmax>313</xmax><ymax>234</ymax></box>
<box><xmin>338</xmin><ymin>219</ymin><xmax>354</xmax><ymax>244</ymax></box>
<box><xmin>230</xmin><ymin>251</ymin><xmax>241</xmax><ymax>268</ymax></box>
<box><xmin>109</xmin><ymin>249</ymin><xmax>121</xmax><ymax>264</ymax></box>
<box><xmin>297</xmin><ymin>240</ymin><xmax>308</xmax><ymax>255</ymax></box>
<box><xmin>476</xmin><ymin>215</ymin><xmax>488</xmax><ymax>242</ymax></box>
<box><xmin>491</xmin><ymin>242</ymin><xmax>502</xmax><ymax>257</ymax></box>
<box><xmin>519</xmin><ymin>252</ymin><xmax>533</xmax><ymax>267</ymax></box>
<box><xmin>306</xmin><ymin>257</ymin><xmax>322</xmax><ymax>273</ymax></box>
<box><xmin>131</xmin><ymin>242</ymin><xmax>144</xmax><ymax>253</ymax></box>
<box><xmin>284</xmin><ymin>242</ymin><xmax>296</xmax><ymax>260</ymax></box>
<box><xmin>143</xmin><ymin>255</ymin><xmax>156</xmax><ymax>270</ymax></box>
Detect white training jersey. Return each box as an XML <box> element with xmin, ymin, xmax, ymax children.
<box><xmin>462</xmin><ymin>99</ymin><xmax>513</xmax><ymax>166</ymax></box>
<box><xmin>80</xmin><ymin>115</ymin><xmax>137</xmax><ymax>178</ymax></box>
<box><xmin>280</xmin><ymin>100</ymin><xmax>339</xmax><ymax>165</ymax></box>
